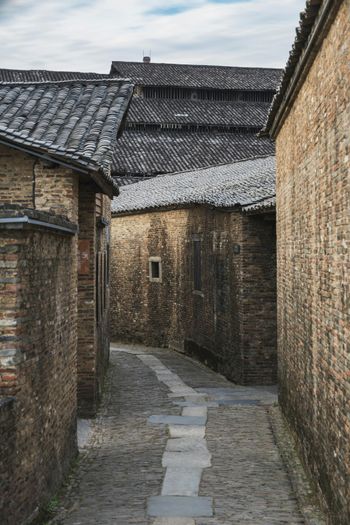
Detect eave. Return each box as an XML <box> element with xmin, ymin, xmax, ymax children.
<box><xmin>265</xmin><ymin>0</ymin><xmax>343</xmax><ymax>139</ymax></box>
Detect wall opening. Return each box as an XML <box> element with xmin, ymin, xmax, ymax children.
<box><xmin>193</xmin><ymin>238</ymin><xmax>202</xmax><ymax>291</ymax></box>
<box><xmin>149</xmin><ymin>256</ymin><xmax>162</xmax><ymax>282</ymax></box>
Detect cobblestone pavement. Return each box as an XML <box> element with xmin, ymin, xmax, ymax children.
<box><xmin>52</xmin><ymin>344</ymin><xmax>320</xmax><ymax>525</ymax></box>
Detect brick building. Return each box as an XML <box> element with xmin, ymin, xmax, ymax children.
<box><xmin>0</xmin><ymin>77</ymin><xmax>133</xmax><ymax>524</ymax></box>
<box><xmin>263</xmin><ymin>0</ymin><xmax>349</xmax><ymax>522</ymax></box>
<box><xmin>110</xmin><ymin>156</ymin><xmax>277</xmax><ymax>385</ymax></box>
<box><xmin>110</xmin><ymin>61</ymin><xmax>281</xmax><ymax>182</ymax></box>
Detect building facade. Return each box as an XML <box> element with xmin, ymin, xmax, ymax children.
<box><xmin>110</xmin><ymin>156</ymin><xmax>277</xmax><ymax>385</ymax></box>
<box><xmin>0</xmin><ymin>78</ymin><xmax>133</xmax><ymax>524</ymax></box>
<box><xmin>263</xmin><ymin>1</ymin><xmax>349</xmax><ymax>522</ymax></box>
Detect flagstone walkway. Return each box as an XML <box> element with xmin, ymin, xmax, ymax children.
<box><xmin>52</xmin><ymin>343</ymin><xmax>323</xmax><ymax>525</ymax></box>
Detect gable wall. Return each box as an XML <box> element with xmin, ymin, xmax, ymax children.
<box><xmin>275</xmin><ymin>2</ymin><xmax>350</xmax><ymax>522</ymax></box>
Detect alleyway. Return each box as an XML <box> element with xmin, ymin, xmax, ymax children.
<box><xmin>53</xmin><ymin>344</ymin><xmax>311</xmax><ymax>525</ymax></box>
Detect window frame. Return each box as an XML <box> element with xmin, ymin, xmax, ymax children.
<box><xmin>149</xmin><ymin>256</ymin><xmax>162</xmax><ymax>283</ymax></box>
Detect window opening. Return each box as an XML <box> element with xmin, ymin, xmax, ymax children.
<box><xmin>193</xmin><ymin>240</ymin><xmax>202</xmax><ymax>291</ymax></box>
<box><xmin>149</xmin><ymin>257</ymin><xmax>162</xmax><ymax>282</ymax></box>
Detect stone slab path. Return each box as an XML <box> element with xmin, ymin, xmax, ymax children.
<box><xmin>52</xmin><ymin>344</ymin><xmax>308</xmax><ymax>525</ymax></box>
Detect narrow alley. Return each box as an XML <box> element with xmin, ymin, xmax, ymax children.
<box><xmin>51</xmin><ymin>345</ymin><xmax>323</xmax><ymax>525</ymax></box>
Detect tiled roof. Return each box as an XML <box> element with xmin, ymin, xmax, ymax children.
<box><xmin>242</xmin><ymin>195</ymin><xmax>276</xmax><ymax>213</ymax></box>
<box><xmin>263</xmin><ymin>0</ymin><xmax>341</xmax><ymax>136</ymax></box>
<box><xmin>0</xmin><ymin>68</ymin><xmax>111</xmax><ymax>83</ymax></box>
<box><xmin>112</xmin><ymin>155</ymin><xmax>275</xmax><ymax>214</ymax></box>
<box><xmin>128</xmin><ymin>98</ymin><xmax>269</xmax><ymax>128</ymax></box>
<box><xmin>111</xmin><ymin>61</ymin><xmax>282</xmax><ymax>90</ymax></box>
<box><xmin>112</xmin><ymin>129</ymin><xmax>274</xmax><ymax>177</ymax></box>
<box><xmin>114</xmin><ymin>175</ymin><xmax>147</xmax><ymax>186</ymax></box>
<box><xmin>0</xmin><ymin>79</ymin><xmax>134</xmax><ymax>186</ymax></box>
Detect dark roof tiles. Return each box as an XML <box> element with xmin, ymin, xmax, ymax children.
<box><xmin>0</xmin><ymin>68</ymin><xmax>111</xmax><ymax>83</ymax></box>
<box><xmin>111</xmin><ymin>61</ymin><xmax>282</xmax><ymax>91</ymax></box>
<box><xmin>112</xmin><ymin>155</ymin><xmax>275</xmax><ymax>214</ymax></box>
<box><xmin>128</xmin><ymin>98</ymin><xmax>270</xmax><ymax>128</ymax></box>
<box><xmin>112</xmin><ymin>129</ymin><xmax>274</xmax><ymax>177</ymax></box>
<box><xmin>242</xmin><ymin>195</ymin><xmax>276</xmax><ymax>213</ymax></box>
<box><xmin>0</xmin><ymin>79</ymin><xmax>134</xmax><ymax>177</ymax></box>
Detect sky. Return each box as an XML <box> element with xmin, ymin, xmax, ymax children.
<box><xmin>0</xmin><ymin>0</ymin><xmax>306</xmax><ymax>73</ymax></box>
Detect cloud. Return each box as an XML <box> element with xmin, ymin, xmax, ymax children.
<box><xmin>146</xmin><ymin>5</ymin><xmax>191</xmax><ymax>16</ymax></box>
<box><xmin>0</xmin><ymin>0</ymin><xmax>306</xmax><ymax>72</ymax></box>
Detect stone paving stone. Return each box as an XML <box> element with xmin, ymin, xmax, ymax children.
<box><xmin>169</xmin><ymin>425</ymin><xmax>206</xmax><ymax>439</ymax></box>
<box><xmin>168</xmin><ymin>392</ymin><xmax>207</xmax><ymax>400</ymax></box>
<box><xmin>152</xmin><ymin>517</ymin><xmax>195</xmax><ymax>525</ymax></box>
<box><xmin>148</xmin><ymin>415</ymin><xmax>206</xmax><ymax>426</ymax></box>
<box><xmin>148</xmin><ymin>496</ymin><xmax>213</xmax><ymax>517</ymax></box>
<box><xmin>162</xmin><ymin>450</ymin><xmax>211</xmax><ymax>468</ymax></box>
<box><xmin>174</xmin><ymin>401</ymin><xmax>219</xmax><ymax>408</ymax></box>
<box><xmin>161</xmin><ymin>467</ymin><xmax>202</xmax><ymax>496</ymax></box>
<box><xmin>153</xmin><ymin>519</ymin><xmax>195</xmax><ymax>525</ymax></box>
<box><xmin>166</xmin><ymin>438</ymin><xmax>208</xmax><ymax>453</ymax></box>
<box><xmin>182</xmin><ymin>406</ymin><xmax>208</xmax><ymax>417</ymax></box>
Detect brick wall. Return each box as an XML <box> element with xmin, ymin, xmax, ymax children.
<box><xmin>0</xmin><ymin>145</ymin><xmax>34</xmax><ymax>206</ymax></box>
<box><xmin>0</xmin><ymin>146</ymin><xmax>80</xmax><ymax>219</ymax></box>
<box><xmin>35</xmin><ymin>162</ymin><xmax>79</xmax><ymax>222</ymax></box>
<box><xmin>110</xmin><ymin>209</ymin><xmax>188</xmax><ymax>348</ymax></box>
<box><xmin>78</xmin><ymin>185</ymin><xmax>110</xmax><ymax>417</ymax></box>
<box><xmin>275</xmin><ymin>2</ymin><xmax>350</xmax><ymax>523</ymax></box>
<box><xmin>0</xmin><ymin>397</ymin><xmax>15</xmax><ymax>516</ymax></box>
<box><xmin>110</xmin><ymin>206</ymin><xmax>276</xmax><ymax>384</ymax></box>
<box><xmin>0</xmin><ymin>143</ymin><xmax>112</xmax><ymax>522</ymax></box>
<box><xmin>0</xmin><ymin>217</ymin><xmax>77</xmax><ymax>525</ymax></box>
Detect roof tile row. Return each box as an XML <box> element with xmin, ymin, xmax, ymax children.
<box><xmin>111</xmin><ymin>61</ymin><xmax>282</xmax><ymax>91</ymax></box>
<box><xmin>0</xmin><ymin>79</ymin><xmax>134</xmax><ymax>177</ymax></box>
<box><xmin>112</xmin><ymin>155</ymin><xmax>276</xmax><ymax>214</ymax></box>
<box><xmin>112</xmin><ymin>129</ymin><xmax>274</xmax><ymax>176</ymax></box>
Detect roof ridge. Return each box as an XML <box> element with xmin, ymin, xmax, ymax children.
<box><xmin>112</xmin><ymin>61</ymin><xmax>282</xmax><ymax>72</ymax></box>
<box><xmin>0</xmin><ymin>78</ymin><xmax>132</xmax><ymax>86</ymax></box>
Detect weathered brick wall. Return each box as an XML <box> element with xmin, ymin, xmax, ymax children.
<box><xmin>0</xmin><ymin>145</ymin><xmax>34</xmax><ymax>206</ymax></box>
<box><xmin>0</xmin><ymin>221</ymin><xmax>77</xmax><ymax>525</ymax></box>
<box><xmin>240</xmin><ymin>214</ymin><xmax>277</xmax><ymax>384</ymax></box>
<box><xmin>78</xmin><ymin>186</ymin><xmax>111</xmax><ymax>417</ymax></box>
<box><xmin>35</xmin><ymin>162</ymin><xmax>79</xmax><ymax>222</ymax></box>
<box><xmin>96</xmin><ymin>193</ymin><xmax>111</xmax><ymax>403</ymax></box>
<box><xmin>110</xmin><ymin>209</ymin><xmax>188</xmax><ymax>347</ymax></box>
<box><xmin>275</xmin><ymin>3</ymin><xmax>350</xmax><ymax>522</ymax></box>
<box><xmin>0</xmin><ymin>143</ymin><xmax>112</xmax><ymax>522</ymax></box>
<box><xmin>110</xmin><ymin>207</ymin><xmax>276</xmax><ymax>384</ymax></box>
<box><xmin>176</xmin><ymin>208</ymin><xmax>276</xmax><ymax>385</ymax></box>
<box><xmin>0</xmin><ymin>397</ymin><xmax>16</xmax><ymax>516</ymax></box>
<box><xmin>0</xmin><ymin>146</ymin><xmax>80</xmax><ymax>219</ymax></box>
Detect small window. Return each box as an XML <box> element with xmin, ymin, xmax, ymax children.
<box><xmin>149</xmin><ymin>257</ymin><xmax>162</xmax><ymax>282</ymax></box>
<box><xmin>193</xmin><ymin>239</ymin><xmax>202</xmax><ymax>291</ymax></box>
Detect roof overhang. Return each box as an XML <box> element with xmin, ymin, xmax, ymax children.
<box><xmin>263</xmin><ymin>0</ymin><xmax>343</xmax><ymax>139</ymax></box>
